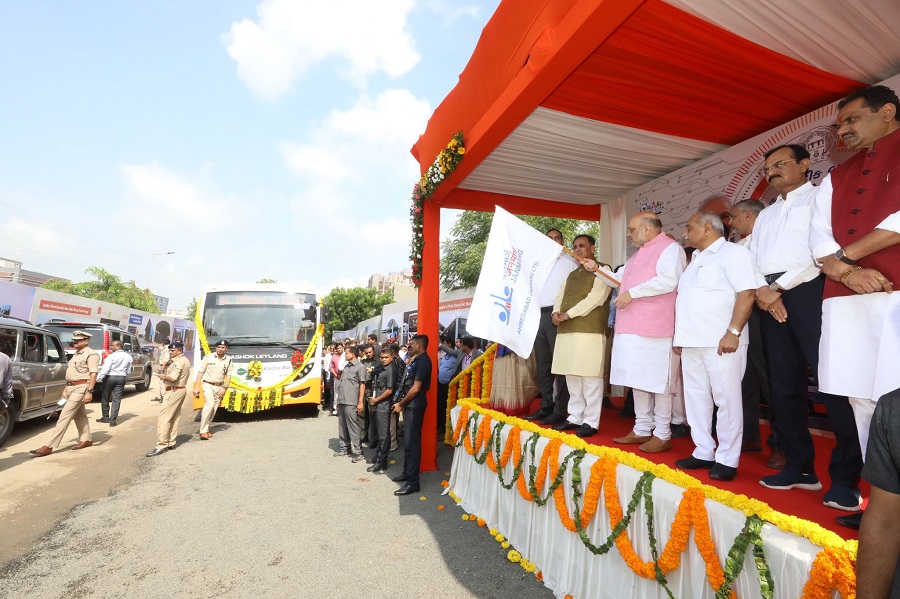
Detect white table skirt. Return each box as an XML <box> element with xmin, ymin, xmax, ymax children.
<box><xmin>448</xmin><ymin>405</ymin><xmax>831</xmax><ymax>599</ymax></box>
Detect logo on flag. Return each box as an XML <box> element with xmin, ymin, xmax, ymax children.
<box><xmin>466</xmin><ymin>207</ymin><xmax>565</xmax><ymax>358</ymax></box>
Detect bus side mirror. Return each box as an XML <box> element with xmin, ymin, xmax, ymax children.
<box><xmin>321</xmin><ymin>305</ymin><xmax>330</xmax><ymax>324</ymax></box>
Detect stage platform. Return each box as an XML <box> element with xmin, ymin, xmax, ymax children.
<box><xmin>445</xmin><ymin>399</ymin><xmax>857</xmax><ymax>599</ymax></box>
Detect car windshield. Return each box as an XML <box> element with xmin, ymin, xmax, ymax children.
<box><xmin>202</xmin><ymin>292</ymin><xmax>318</xmax><ymax>345</ymax></box>
<box><xmin>42</xmin><ymin>326</ymin><xmax>104</xmax><ymax>351</ymax></box>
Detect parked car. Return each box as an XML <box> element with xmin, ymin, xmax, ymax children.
<box><xmin>0</xmin><ymin>316</ymin><xmax>68</xmax><ymax>446</ymax></box>
<box><xmin>39</xmin><ymin>322</ymin><xmax>153</xmax><ymax>393</ymax></box>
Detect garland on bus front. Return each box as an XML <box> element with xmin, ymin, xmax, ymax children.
<box><xmin>195</xmin><ymin>307</ymin><xmax>324</xmax><ymax>395</ymax></box>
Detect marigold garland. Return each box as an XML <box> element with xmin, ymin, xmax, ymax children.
<box><xmin>450</xmin><ymin>399</ymin><xmax>857</xmax><ymax>598</ymax></box>
<box><xmin>445</xmin><ymin>344</ymin><xmax>498</xmax><ymax>444</ymax></box>
<box><xmin>409</xmin><ymin>131</ymin><xmax>465</xmax><ymax>287</ymax></box>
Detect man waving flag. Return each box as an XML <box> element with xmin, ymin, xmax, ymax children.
<box><xmin>467</xmin><ymin>207</ymin><xmax>616</xmax><ymax>358</ymax></box>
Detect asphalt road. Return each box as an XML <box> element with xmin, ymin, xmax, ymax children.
<box><xmin>0</xmin><ymin>381</ymin><xmax>554</xmax><ymax>599</ymax></box>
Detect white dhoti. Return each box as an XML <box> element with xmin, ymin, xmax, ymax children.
<box><xmin>681</xmin><ymin>346</ymin><xmax>747</xmax><ymax>468</ymax></box>
<box><xmin>610</xmin><ymin>334</ymin><xmax>674</xmax><ymax>394</ymax></box>
<box><xmin>612</xmin><ymin>334</ymin><xmax>677</xmax><ymax>439</ymax></box>
<box><xmin>820</xmin><ymin>292</ymin><xmax>900</xmax><ymax>457</ymax></box>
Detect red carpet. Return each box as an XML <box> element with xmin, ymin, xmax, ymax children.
<box><xmin>511</xmin><ymin>398</ymin><xmax>863</xmax><ymax>541</ymax></box>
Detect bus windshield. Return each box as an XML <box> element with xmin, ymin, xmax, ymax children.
<box><xmin>202</xmin><ymin>291</ymin><xmax>318</xmax><ymax>346</ymax></box>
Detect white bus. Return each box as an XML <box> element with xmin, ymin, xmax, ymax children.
<box><xmin>192</xmin><ymin>284</ymin><xmax>325</xmax><ymax>413</ymax></box>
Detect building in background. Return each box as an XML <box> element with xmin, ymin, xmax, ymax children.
<box><xmin>367</xmin><ymin>269</ymin><xmax>416</xmax><ymax>302</ymax></box>
<box><xmin>0</xmin><ymin>257</ymin><xmax>65</xmax><ymax>288</ymax></box>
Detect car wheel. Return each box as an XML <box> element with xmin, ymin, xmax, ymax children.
<box><xmin>135</xmin><ymin>368</ymin><xmax>152</xmax><ymax>392</ymax></box>
<box><xmin>0</xmin><ymin>397</ymin><xmax>18</xmax><ymax>447</ymax></box>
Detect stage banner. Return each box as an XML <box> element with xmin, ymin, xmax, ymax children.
<box><xmin>466</xmin><ymin>207</ymin><xmax>563</xmax><ymax>358</ymax></box>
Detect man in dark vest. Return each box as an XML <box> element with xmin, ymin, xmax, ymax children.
<box><xmin>811</xmin><ymin>84</ymin><xmax>900</xmax><ymax>529</ymax></box>
<box><xmin>549</xmin><ymin>235</ymin><xmax>613</xmax><ymax>438</ymax></box>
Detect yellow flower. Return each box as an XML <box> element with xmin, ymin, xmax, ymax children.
<box><xmin>489</xmin><ymin>528</ymin><xmax>498</xmax><ymax>536</ymax></box>
<box><xmin>495</xmin><ymin>534</ymin><xmax>505</xmax><ymax>543</ymax></box>
<box><xmin>507</xmin><ymin>550</ymin><xmax>521</xmax><ymax>563</ymax></box>
<box><xmin>501</xmin><ymin>541</ymin><xmax>510</xmax><ymax>549</ymax></box>
<box><xmin>458</xmin><ymin>147</ymin><xmax>466</xmax><ymax>155</ymax></box>
<box><xmin>461</xmin><ymin>515</ymin><xmax>469</xmax><ymax>521</ymax></box>
<box><xmin>419</xmin><ymin>496</ymin><xmax>427</xmax><ymax>501</ymax></box>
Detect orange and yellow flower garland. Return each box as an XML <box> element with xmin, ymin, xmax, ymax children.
<box><xmin>444</xmin><ymin>343</ymin><xmax>497</xmax><ymax>444</ymax></box>
<box><xmin>450</xmin><ymin>400</ymin><xmax>857</xmax><ymax>598</ymax></box>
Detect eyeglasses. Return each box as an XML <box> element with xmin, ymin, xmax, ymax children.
<box><xmin>761</xmin><ymin>159</ymin><xmax>798</xmax><ymax>176</ymax></box>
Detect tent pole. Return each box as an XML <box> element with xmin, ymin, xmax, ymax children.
<box><xmin>418</xmin><ymin>198</ymin><xmax>440</xmax><ymax>472</ymax></box>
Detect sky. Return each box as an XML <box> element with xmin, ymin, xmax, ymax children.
<box><xmin>0</xmin><ymin>0</ymin><xmax>500</xmax><ymax>312</ymax></box>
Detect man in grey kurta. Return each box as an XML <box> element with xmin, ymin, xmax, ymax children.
<box><xmin>335</xmin><ymin>346</ymin><xmax>366</xmax><ymax>462</ymax></box>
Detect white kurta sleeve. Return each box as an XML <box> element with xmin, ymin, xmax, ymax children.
<box><xmin>628</xmin><ymin>243</ymin><xmax>685</xmax><ymax>298</ymax></box>
<box><xmin>810</xmin><ymin>174</ymin><xmax>841</xmax><ymax>260</ymax></box>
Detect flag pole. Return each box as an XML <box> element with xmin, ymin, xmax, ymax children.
<box><xmin>561</xmin><ymin>247</ymin><xmax>620</xmax><ymax>288</ymax></box>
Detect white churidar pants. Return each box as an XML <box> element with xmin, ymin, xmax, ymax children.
<box><xmin>681</xmin><ymin>346</ymin><xmax>747</xmax><ymax>468</ymax></box>
<box><xmin>565</xmin><ymin>375</ymin><xmax>603</xmax><ymax>429</ymax></box>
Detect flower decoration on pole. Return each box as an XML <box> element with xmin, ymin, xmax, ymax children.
<box><xmin>409</xmin><ymin>131</ymin><xmax>465</xmax><ymax>287</ymax></box>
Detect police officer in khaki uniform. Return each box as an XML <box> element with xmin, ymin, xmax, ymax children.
<box><xmin>153</xmin><ymin>338</ymin><xmax>171</xmax><ymax>402</ymax></box>
<box><xmin>30</xmin><ymin>330</ymin><xmax>99</xmax><ymax>457</ymax></box>
<box><xmin>146</xmin><ymin>341</ymin><xmax>191</xmax><ymax>456</ymax></box>
<box><xmin>192</xmin><ymin>340</ymin><xmax>233</xmax><ymax>440</ymax></box>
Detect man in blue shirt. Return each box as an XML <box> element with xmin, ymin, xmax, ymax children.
<box><xmin>96</xmin><ymin>340</ymin><xmax>133</xmax><ymax>427</ymax></box>
<box><xmin>436</xmin><ymin>335</ymin><xmax>461</xmax><ymax>436</ymax></box>
<box><xmin>392</xmin><ymin>334</ymin><xmax>432</xmax><ymax>495</ymax></box>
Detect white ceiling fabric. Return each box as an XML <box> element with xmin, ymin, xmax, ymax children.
<box><xmin>664</xmin><ymin>0</ymin><xmax>900</xmax><ymax>82</ymax></box>
<box><xmin>458</xmin><ymin>107</ymin><xmax>726</xmax><ymax>205</ymax></box>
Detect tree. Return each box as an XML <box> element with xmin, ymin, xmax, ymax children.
<box><xmin>186</xmin><ymin>297</ymin><xmax>198</xmax><ymax>320</ymax></box>
<box><xmin>439</xmin><ymin>211</ymin><xmax>601</xmax><ymax>290</ymax></box>
<box><xmin>42</xmin><ymin>266</ymin><xmax>161</xmax><ymax>313</ymax></box>
<box><xmin>323</xmin><ymin>287</ymin><xmax>394</xmax><ymax>342</ymax></box>
<box><xmin>256</xmin><ymin>278</ymin><xmax>277</xmax><ymax>284</ymax></box>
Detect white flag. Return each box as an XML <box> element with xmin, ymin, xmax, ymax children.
<box><xmin>466</xmin><ymin>207</ymin><xmax>564</xmax><ymax>358</ymax></box>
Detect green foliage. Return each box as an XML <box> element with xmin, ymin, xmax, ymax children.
<box><xmin>323</xmin><ymin>287</ymin><xmax>394</xmax><ymax>342</ymax></box>
<box><xmin>186</xmin><ymin>297</ymin><xmax>198</xmax><ymax>320</ymax></box>
<box><xmin>41</xmin><ymin>266</ymin><xmax>161</xmax><ymax>313</ymax></box>
<box><xmin>439</xmin><ymin>211</ymin><xmax>600</xmax><ymax>290</ymax></box>
<box><xmin>256</xmin><ymin>278</ymin><xmax>278</xmax><ymax>284</ymax></box>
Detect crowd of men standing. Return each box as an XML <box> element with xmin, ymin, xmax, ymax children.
<box><xmin>519</xmin><ymin>85</ymin><xmax>899</xmax><ymax>580</ymax></box>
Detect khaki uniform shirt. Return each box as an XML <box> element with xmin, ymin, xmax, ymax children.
<box><xmin>66</xmin><ymin>348</ymin><xmax>100</xmax><ymax>382</ymax></box>
<box><xmin>197</xmin><ymin>354</ymin><xmax>233</xmax><ymax>385</ymax></box>
<box><xmin>163</xmin><ymin>355</ymin><xmax>191</xmax><ymax>387</ymax></box>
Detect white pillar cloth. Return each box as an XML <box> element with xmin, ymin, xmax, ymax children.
<box><xmin>681</xmin><ymin>346</ymin><xmax>747</xmax><ymax>468</ymax></box>
<box><xmin>448</xmin><ymin>404</ymin><xmax>834</xmax><ymax>599</ymax></box>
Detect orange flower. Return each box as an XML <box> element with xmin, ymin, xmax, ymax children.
<box><xmin>441</xmin><ymin>480</ymin><xmax>450</xmax><ymax>488</ymax></box>
<box><xmin>803</xmin><ymin>547</ymin><xmax>856</xmax><ymax>598</ymax></box>
<box><xmin>438</xmin><ymin>505</ymin><xmax>445</xmax><ymax>511</ymax></box>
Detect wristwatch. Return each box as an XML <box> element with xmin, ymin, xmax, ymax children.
<box><xmin>726</xmin><ymin>326</ymin><xmax>742</xmax><ymax>336</ymax></box>
<box><xmin>768</xmin><ymin>281</ymin><xmax>784</xmax><ymax>293</ymax></box>
<box><xmin>86</xmin><ymin>389</ymin><xmax>94</xmax><ymax>393</ymax></box>
<box><xmin>834</xmin><ymin>248</ymin><xmax>858</xmax><ymax>265</ymax></box>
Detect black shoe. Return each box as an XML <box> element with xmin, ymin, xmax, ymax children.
<box><xmin>108</xmin><ymin>421</ymin><xmax>117</xmax><ymax>427</ymax></box>
<box><xmin>394</xmin><ymin>485</ymin><xmax>420</xmax><ymax>496</ymax></box>
<box><xmin>372</xmin><ymin>466</ymin><xmax>386</xmax><ymax>474</ymax></box>
<box><xmin>540</xmin><ymin>414</ymin><xmax>566</xmax><ymax>426</ymax></box>
<box><xmin>836</xmin><ymin>511</ymin><xmax>863</xmax><ymax>530</ymax></box>
<box><xmin>351</xmin><ymin>454</ymin><xmax>365</xmax><ymax>463</ymax></box>
<box><xmin>670</xmin><ymin>423</ymin><xmax>691</xmax><ymax>438</ymax></box>
<box><xmin>523</xmin><ymin>408</ymin><xmax>552</xmax><ymax>421</ymax></box>
<box><xmin>145</xmin><ymin>448</ymin><xmax>167</xmax><ymax>457</ymax></box>
<box><xmin>675</xmin><ymin>456</ymin><xmax>716</xmax><ymax>470</ymax></box>
<box><xmin>96</xmin><ymin>417</ymin><xmax>109</xmax><ymax>423</ymax></box>
<box><xmin>366</xmin><ymin>464</ymin><xmax>386</xmax><ymax>473</ymax></box>
<box><xmin>709</xmin><ymin>463</ymin><xmax>737</xmax><ymax>481</ymax></box>
<box><xmin>391</xmin><ymin>474</ymin><xmax>408</xmax><ymax>483</ymax></box>
<box><xmin>552</xmin><ymin>420</ymin><xmax>578</xmax><ymax>431</ymax></box>
<box><xmin>617</xmin><ymin>407</ymin><xmax>635</xmax><ymax>418</ymax></box>
<box><xmin>575</xmin><ymin>424</ymin><xmax>598</xmax><ymax>438</ymax></box>
<box><xmin>602</xmin><ymin>396</ymin><xmax>615</xmax><ymax>409</ymax></box>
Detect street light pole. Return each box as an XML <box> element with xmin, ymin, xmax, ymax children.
<box><xmin>147</xmin><ymin>251</ymin><xmax>175</xmax><ymax>288</ymax></box>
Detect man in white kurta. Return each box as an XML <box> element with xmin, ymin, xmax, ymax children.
<box><xmin>674</xmin><ymin>212</ymin><xmax>760</xmax><ymax>481</ymax></box>
<box><xmin>550</xmin><ymin>235</ymin><xmax>612</xmax><ymax>438</ymax></box>
<box><xmin>611</xmin><ymin>212</ymin><xmax>686</xmax><ymax>454</ymax></box>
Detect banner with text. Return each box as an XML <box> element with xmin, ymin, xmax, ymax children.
<box><xmin>466</xmin><ymin>207</ymin><xmax>563</xmax><ymax>358</ymax></box>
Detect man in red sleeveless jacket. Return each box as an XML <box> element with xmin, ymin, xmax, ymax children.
<box><xmin>811</xmin><ymin>84</ymin><xmax>900</xmax><ymax>529</ymax></box>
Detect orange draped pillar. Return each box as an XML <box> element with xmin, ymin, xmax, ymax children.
<box><xmin>418</xmin><ymin>197</ymin><xmax>440</xmax><ymax>472</ymax></box>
